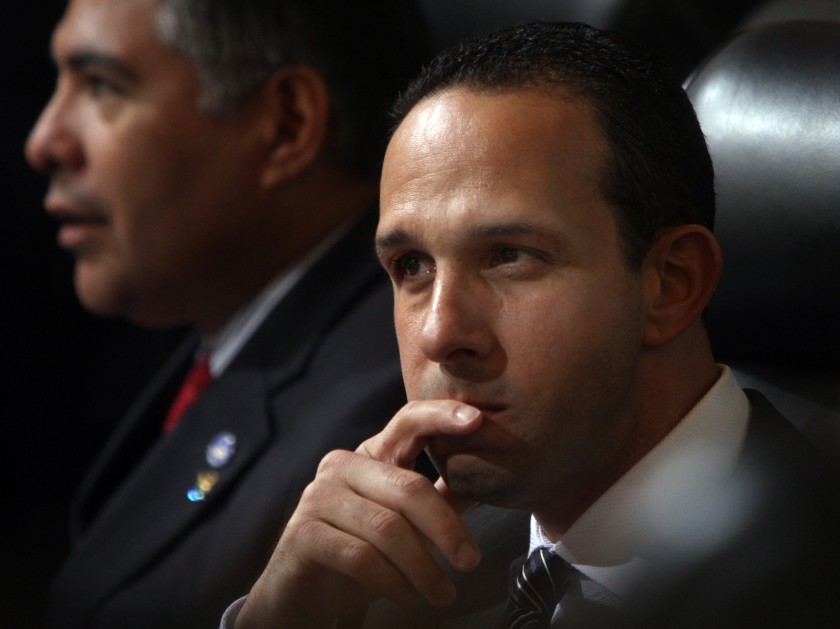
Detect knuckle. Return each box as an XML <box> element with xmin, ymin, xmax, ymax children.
<box><xmin>386</xmin><ymin>401</ymin><xmax>419</xmax><ymax>432</ymax></box>
<box><xmin>284</xmin><ymin>515</ymin><xmax>327</xmax><ymax>551</ymax></box>
<box><xmin>298</xmin><ymin>479</ymin><xmax>328</xmax><ymax>507</ymax></box>
<box><xmin>388</xmin><ymin>467</ymin><xmax>431</xmax><ymax>498</ymax></box>
<box><xmin>316</xmin><ymin>449</ymin><xmax>351</xmax><ymax>476</ymax></box>
<box><xmin>365</xmin><ymin>508</ymin><xmax>404</xmax><ymax>541</ymax></box>
<box><xmin>293</xmin><ymin>516</ymin><xmax>322</xmax><ymax>541</ymax></box>
<box><xmin>402</xmin><ymin>399</ymin><xmax>422</xmax><ymax>413</ymax></box>
<box><xmin>400</xmin><ymin>399</ymin><xmax>425</xmax><ymax>419</ymax></box>
<box><xmin>334</xmin><ymin>536</ymin><xmax>377</xmax><ymax>573</ymax></box>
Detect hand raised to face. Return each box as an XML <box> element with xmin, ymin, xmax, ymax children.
<box><xmin>235</xmin><ymin>400</ymin><xmax>485</xmax><ymax>628</ymax></box>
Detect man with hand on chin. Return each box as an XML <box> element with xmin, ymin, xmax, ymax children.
<box><xmin>226</xmin><ymin>22</ymin><xmax>813</xmax><ymax>628</ymax></box>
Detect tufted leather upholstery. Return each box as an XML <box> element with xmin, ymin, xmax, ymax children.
<box><xmin>685</xmin><ymin>21</ymin><xmax>840</xmax><ymax>447</ymax></box>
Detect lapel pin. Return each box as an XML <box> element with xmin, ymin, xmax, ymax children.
<box><xmin>186</xmin><ymin>470</ymin><xmax>220</xmax><ymax>502</ymax></box>
<box><xmin>206</xmin><ymin>431</ymin><xmax>237</xmax><ymax>469</ymax></box>
<box><xmin>187</xmin><ymin>432</ymin><xmax>237</xmax><ymax>502</ymax></box>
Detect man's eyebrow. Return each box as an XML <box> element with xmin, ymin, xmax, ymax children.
<box><xmin>468</xmin><ymin>221</ymin><xmax>548</xmax><ymax>240</ymax></box>
<box><xmin>374</xmin><ymin>229</ymin><xmax>413</xmax><ymax>257</ymax></box>
<box><xmin>64</xmin><ymin>51</ymin><xmax>139</xmax><ymax>82</ymax></box>
<box><xmin>375</xmin><ymin>220</ymin><xmax>563</xmax><ymax>256</ymax></box>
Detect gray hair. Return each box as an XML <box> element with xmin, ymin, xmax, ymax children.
<box><xmin>154</xmin><ymin>0</ymin><xmax>430</xmax><ymax>177</ymax></box>
<box><xmin>155</xmin><ymin>1</ymin><xmax>296</xmax><ymax>112</ymax></box>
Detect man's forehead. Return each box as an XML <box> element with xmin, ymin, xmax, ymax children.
<box><xmin>378</xmin><ymin>85</ymin><xmax>616</xmax><ymax>253</ymax></box>
<box><xmin>383</xmin><ymin>88</ymin><xmax>605</xmax><ymax>192</ymax></box>
<box><xmin>395</xmin><ymin>84</ymin><xmax>592</xmax><ymax>130</ymax></box>
<box><xmin>389</xmin><ymin>89</ymin><xmax>498</xmax><ymax>157</ymax></box>
<box><xmin>54</xmin><ymin>0</ymin><xmax>159</xmax><ymax>56</ymax></box>
<box><xmin>387</xmin><ymin>87</ymin><xmax>601</xmax><ymax>168</ymax></box>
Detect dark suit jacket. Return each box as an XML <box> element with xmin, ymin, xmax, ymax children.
<box><xmin>357</xmin><ymin>389</ymin><xmax>824</xmax><ymax>629</ymax></box>
<box><xmin>48</xmin><ymin>212</ymin><xmax>406</xmax><ymax>629</ymax></box>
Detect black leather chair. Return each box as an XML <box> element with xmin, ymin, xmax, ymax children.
<box><xmin>741</xmin><ymin>0</ymin><xmax>840</xmax><ymax>28</ymax></box>
<box><xmin>417</xmin><ymin>0</ymin><xmax>765</xmax><ymax>79</ymax></box>
<box><xmin>684</xmin><ymin>21</ymin><xmax>840</xmax><ymax>449</ymax></box>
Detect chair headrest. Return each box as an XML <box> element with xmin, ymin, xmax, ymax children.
<box><xmin>742</xmin><ymin>0</ymin><xmax>840</xmax><ymax>29</ymax></box>
<box><xmin>685</xmin><ymin>21</ymin><xmax>840</xmax><ymax>368</ymax></box>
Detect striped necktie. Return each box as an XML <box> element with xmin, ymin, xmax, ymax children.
<box><xmin>505</xmin><ymin>547</ymin><xmax>574</xmax><ymax>629</ymax></box>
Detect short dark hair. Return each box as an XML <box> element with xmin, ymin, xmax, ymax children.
<box><xmin>156</xmin><ymin>0</ymin><xmax>431</xmax><ymax>178</ymax></box>
<box><xmin>392</xmin><ymin>22</ymin><xmax>715</xmax><ymax>268</ymax></box>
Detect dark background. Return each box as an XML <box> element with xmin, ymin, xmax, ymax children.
<box><xmin>2</xmin><ymin>3</ymin><xmax>183</xmax><ymax>623</ymax></box>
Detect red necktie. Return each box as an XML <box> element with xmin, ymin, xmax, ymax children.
<box><xmin>162</xmin><ymin>353</ymin><xmax>213</xmax><ymax>434</ymax></box>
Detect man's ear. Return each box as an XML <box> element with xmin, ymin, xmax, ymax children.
<box><xmin>642</xmin><ymin>224</ymin><xmax>723</xmax><ymax>347</ymax></box>
<box><xmin>256</xmin><ymin>65</ymin><xmax>330</xmax><ymax>188</ymax></box>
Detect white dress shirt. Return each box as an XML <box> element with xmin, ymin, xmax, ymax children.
<box><xmin>529</xmin><ymin>365</ymin><xmax>751</xmax><ymax>618</ymax></box>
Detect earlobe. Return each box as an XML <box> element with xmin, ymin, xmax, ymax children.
<box><xmin>642</xmin><ymin>224</ymin><xmax>723</xmax><ymax>347</ymax></box>
<box><xmin>258</xmin><ymin>66</ymin><xmax>330</xmax><ymax>188</ymax></box>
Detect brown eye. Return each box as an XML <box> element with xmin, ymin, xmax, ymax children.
<box><xmin>497</xmin><ymin>248</ymin><xmax>522</xmax><ymax>264</ymax></box>
<box><xmin>491</xmin><ymin>246</ymin><xmax>529</xmax><ymax>266</ymax></box>
<box><xmin>395</xmin><ymin>253</ymin><xmax>434</xmax><ymax>280</ymax></box>
<box><xmin>402</xmin><ymin>255</ymin><xmax>422</xmax><ymax>276</ymax></box>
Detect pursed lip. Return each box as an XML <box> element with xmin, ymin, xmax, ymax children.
<box><xmin>426</xmin><ymin>396</ymin><xmax>511</xmax><ymax>456</ymax></box>
<box><xmin>446</xmin><ymin>395</ymin><xmax>508</xmax><ymax>419</ymax></box>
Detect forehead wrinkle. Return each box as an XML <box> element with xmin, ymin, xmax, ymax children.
<box><xmin>461</xmin><ymin>218</ymin><xmax>570</xmax><ymax>256</ymax></box>
<box><xmin>381</xmin><ymin>153</ymin><xmax>495</xmax><ymax>238</ymax></box>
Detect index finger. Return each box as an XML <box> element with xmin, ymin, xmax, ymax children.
<box><xmin>356</xmin><ymin>400</ymin><xmax>483</xmax><ymax>468</ymax></box>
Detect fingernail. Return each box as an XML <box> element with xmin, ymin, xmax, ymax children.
<box><xmin>454</xmin><ymin>540</ymin><xmax>481</xmax><ymax>571</ymax></box>
<box><xmin>431</xmin><ymin>580</ymin><xmax>457</xmax><ymax>607</ymax></box>
<box><xmin>455</xmin><ymin>406</ymin><xmax>481</xmax><ymax>424</ymax></box>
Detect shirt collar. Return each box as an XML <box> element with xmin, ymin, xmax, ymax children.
<box><xmin>529</xmin><ymin>365</ymin><xmax>750</xmax><ymax>600</ymax></box>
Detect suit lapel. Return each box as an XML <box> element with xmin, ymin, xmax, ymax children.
<box><xmin>70</xmin><ymin>335</ymin><xmax>199</xmax><ymax>539</ymax></box>
<box><xmin>739</xmin><ymin>388</ymin><xmax>813</xmax><ymax>473</ymax></box>
<box><xmin>439</xmin><ymin>550</ymin><xmax>524</xmax><ymax>629</ymax></box>
<box><xmin>67</xmin><ymin>211</ymin><xmax>389</xmax><ymax>615</ymax></box>
<box><xmin>446</xmin><ymin>507</ymin><xmax>529</xmax><ymax>618</ymax></box>
<box><xmin>62</xmin><ymin>346</ymin><xmax>276</xmax><ymax>611</ymax></box>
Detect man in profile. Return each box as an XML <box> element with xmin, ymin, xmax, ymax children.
<box><xmin>25</xmin><ymin>0</ymin><xmax>429</xmax><ymax>627</ymax></box>
<box><xmin>226</xmin><ymin>22</ymin><xmax>819</xmax><ymax>628</ymax></box>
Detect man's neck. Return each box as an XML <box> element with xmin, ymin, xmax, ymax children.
<box><xmin>535</xmin><ymin>342</ymin><xmax>722</xmax><ymax>541</ymax></box>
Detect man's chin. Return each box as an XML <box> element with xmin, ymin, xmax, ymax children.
<box><xmin>74</xmin><ymin>266</ymin><xmax>150</xmax><ymax>325</ymax></box>
<box><xmin>438</xmin><ymin>452</ymin><xmax>521</xmax><ymax>506</ymax></box>
<box><xmin>74</xmin><ymin>269</ymin><xmax>125</xmax><ymax>319</ymax></box>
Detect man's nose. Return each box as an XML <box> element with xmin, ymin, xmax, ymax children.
<box><xmin>418</xmin><ymin>274</ymin><xmax>498</xmax><ymax>371</ymax></box>
<box><xmin>25</xmin><ymin>90</ymin><xmax>84</xmax><ymax>175</ymax></box>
